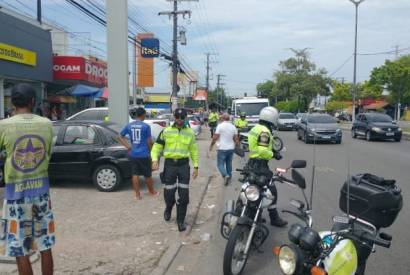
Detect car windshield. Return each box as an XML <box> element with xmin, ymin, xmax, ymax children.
<box><xmin>236</xmin><ymin>102</ymin><xmax>268</xmax><ymax>116</ymax></box>
<box><xmin>307</xmin><ymin>115</ymin><xmax>336</xmax><ymax>124</ymax></box>
<box><xmin>279</xmin><ymin>113</ymin><xmax>295</xmax><ymax>119</ymax></box>
<box><xmin>368</xmin><ymin>114</ymin><xmax>393</xmax><ymax>123</ymax></box>
<box><xmin>106</xmin><ymin>123</ymin><xmax>122</xmax><ymax>134</ymax></box>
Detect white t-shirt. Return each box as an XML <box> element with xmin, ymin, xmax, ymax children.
<box><xmin>215</xmin><ymin>121</ymin><xmax>238</xmax><ymax>150</ymax></box>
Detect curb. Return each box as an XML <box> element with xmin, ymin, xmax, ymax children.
<box><xmin>150</xmin><ymin>174</ymin><xmax>215</xmax><ymax>275</ymax></box>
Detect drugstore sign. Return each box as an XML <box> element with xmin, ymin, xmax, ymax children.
<box><xmin>0</xmin><ymin>42</ymin><xmax>37</xmax><ymax>66</ymax></box>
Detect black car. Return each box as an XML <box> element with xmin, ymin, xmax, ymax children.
<box><xmin>351</xmin><ymin>113</ymin><xmax>402</xmax><ymax>142</ymax></box>
<box><xmin>1</xmin><ymin>121</ymin><xmax>132</xmax><ymax>191</ymax></box>
<box><xmin>297</xmin><ymin>114</ymin><xmax>342</xmax><ymax>144</ymax></box>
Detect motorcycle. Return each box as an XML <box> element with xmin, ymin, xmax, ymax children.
<box><xmin>220</xmin><ymin>160</ymin><xmax>307</xmax><ymax>275</ymax></box>
<box><xmin>273</xmin><ymin>167</ymin><xmax>402</xmax><ymax>275</ymax></box>
<box><xmin>239</xmin><ymin>128</ymin><xmax>284</xmax><ymax>153</ymax></box>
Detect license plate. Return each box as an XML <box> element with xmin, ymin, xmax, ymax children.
<box><xmin>286</xmin><ymin>125</ymin><xmax>293</xmax><ymax>127</ymax></box>
<box><xmin>322</xmin><ymin>136</ymin><xmax>331</xmax><ymax>139</ymax></box>
<box><xmin>386</xmin><ymin>132</ymin><xmax>394</xmax><ymax>136</ymax></box>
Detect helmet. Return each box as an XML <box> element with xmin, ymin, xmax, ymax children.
<box><xmin>259</xmin><ymin>106</ymin><xmax>279</xmax><ymax>126</ymax></box>
<box><xmin>240</xmin><ymin>112</ymin><xmax>246</xmax><ymax>118</ymax></box>
<box><xmin>174</xmin><ymin>108</ymin><xmax>187</xmax><ymax>120</ymax></box>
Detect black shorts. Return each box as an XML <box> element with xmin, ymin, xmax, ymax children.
<box><xmin>131</xmin><ymin>157</ymin><xmax>152</xmax><ymax>177</ymax></box>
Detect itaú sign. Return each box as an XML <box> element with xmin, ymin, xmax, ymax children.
<box><xmin>0</xmin><ymin>42</ymin><xmax>37</xmax><ymax>66</ymax></box>
<box><xmin>53</xmin><ymin>56</ymin><xmax>107</xmax><ymax>86</ymax></box>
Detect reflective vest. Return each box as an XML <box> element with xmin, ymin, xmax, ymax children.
<box><xmin>208</xmin><ymin>112</ymin><xmax>219</xmax><ymax>123</ymax></box>
<box><xmin>151</xmin><ymin>125</ymin><xmax>199</xmax><ymax>167</ymax></box>
<box><xmin>235</xmin><ymin>119</ymin><xmax>248</xmax><ymax>129</ymax></box>
<box><xmin>248</xmin><ymin>124</ymin><xmax>273</xmax><ymax>160</ymax></box>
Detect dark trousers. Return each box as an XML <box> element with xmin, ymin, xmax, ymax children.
<box><xmin>247</xmin><ymin>159</ymin><xmax>278</xmax><ymax>211</ymax></box>
<box><xmin>162</xmin><ymin>161</ymin><xmax>190</xmax><ymax>223</ymax></box>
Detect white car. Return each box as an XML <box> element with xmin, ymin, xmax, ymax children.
<box><xmin>66</xmin><ymin>107</ymin><xmax>164</xmax><ymax>141</ymax></box>
<box><xmin>277</xmin><ymin>113</ymin><xmax>298</xmax><ymax>131</ymax></box>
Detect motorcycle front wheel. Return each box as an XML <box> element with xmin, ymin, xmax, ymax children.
<box><xmin>223</xmin><ymin>224</ymin><xmax>251</xmax><ymax>275</ymax></box>
<box><xmin>273</xmin><ymin>136</ymin><xmax>284</xmax><ymax>152</ymax></box>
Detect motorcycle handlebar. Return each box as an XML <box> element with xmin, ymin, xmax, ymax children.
<box><xmin>361</xmin><ymin>232</ymin><xmax>391</xmax><ymax>248</ymax></box>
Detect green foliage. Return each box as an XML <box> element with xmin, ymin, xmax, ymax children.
<box><xmin>370</xmin><ymin>54</ymin><xmax>410</xmax><ymax>104</ymax></box>
<box><xmin>256</xmin><ymin>80</ymin><xmax>274</xmax><ymax>99</ymax></box>
<box><xmin>325</xmin><ymin>101</ymin><xmax>349</xmax><ymax>113</ymax></box>
<box><xmin>331</xmin><ymin>81</ymin><xmax>352</xmax><ymax>101</ymax></box>
<box><xmin>275</xmin><ymin>99</ymin><xmax>299</xmax><ymax>113</ymax></box>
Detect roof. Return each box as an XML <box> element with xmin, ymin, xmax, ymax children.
<box><xmin>53</xmin><ymin>120</ymin><xmax>118</xmax><ymax>127</ymax></box>
<box><xmin>363</xmin><ymin>101</ymin><xmax>389</xmax><ymax>110</ymax></box>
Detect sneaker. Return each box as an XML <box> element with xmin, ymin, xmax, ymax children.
<box><xmin>224</xmin><ymin>177</ymin><xmax>229</xmax><ymax>186</ymax></box>
<box><xmin>177</xmin><ymin>222</ymin><xmax>187</xmax><ymax>232</ymax></box>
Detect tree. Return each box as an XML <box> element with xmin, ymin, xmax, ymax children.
<box><xmin>331</xmin><ymin>80</ymin><xmax>352</xmax><ymax>101</ymax></box>
<box><xmin>370</xmin><ymin>55</ymin><xmax>410</xmax><ymax>105</ymax></box>
<box><xmin>256</xmin><ymin>80</ymin><xmax>274</xmax><ymax>98</ymax></box>
<box><xmin>359</xmin><ymin>80</ymin><xmax>382</xmax><ymax>99</ymax></box>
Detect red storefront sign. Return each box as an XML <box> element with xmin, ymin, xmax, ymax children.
<box><xmin>53</xmin><ymin>56</ymin><xmax>107</xmax><ymax>86</ymax></box>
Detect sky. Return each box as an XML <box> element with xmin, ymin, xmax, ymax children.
<box><xmin>2</xmin><ymin>0</ymin><xmax>410</xmax><ymax>97</ymax></box>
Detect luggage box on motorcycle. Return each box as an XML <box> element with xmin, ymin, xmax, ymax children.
<box><xmin>339</xmin><ymin>173</ymin><xmax>402</xmax><ymax>229</ymax></box>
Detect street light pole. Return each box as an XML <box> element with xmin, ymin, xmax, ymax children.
<box><xmin>350</xmin><ymin>0</ymin><xmax>365</xmax><ymax>122</ymax></box>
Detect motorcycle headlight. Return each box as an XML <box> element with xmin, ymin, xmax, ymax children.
<box><xmin>244</xmin><ymin>185</ymin><xmax>260</xmax><ymax>201</ymax></box>
<box><xmin>278</xmin><ymin>245</ymin><xmax>302</xmax><ymax>275</ymax></box>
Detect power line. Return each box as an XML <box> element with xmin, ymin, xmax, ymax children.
<box><xmin>329</xmin><ymin>55</ymin><xmax>353</xmax><ymax>77</ymax></box>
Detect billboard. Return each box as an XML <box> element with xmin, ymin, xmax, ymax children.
<box><xmin>53</xmin><ymin>56</ymin><xmax>107</xmax><ymax>86</ymax></box>
<box><xmin>137</xmin><ymin>33</ymin><xmax>154</xmax><ymax>87</ymax></box>
<box><xmin>193</xmin><ymin>88</ymin><xmax>208</xmax><ymax>101</ymax></box>
<box><xmin>141</xmin><ymin>38</ymin><xmax>160</xmax><ymax>58</ymax></box>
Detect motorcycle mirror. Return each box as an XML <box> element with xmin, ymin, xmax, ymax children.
<box><xmin>291</xmin><ymin>169</ymin><xmax>306</xmax><ymax>189</ymax></box>
<box><xmin>291</xmin><ymin>160</ymin><xmax>307</xmax><ymax>169</ymax></box>
<box><xmin>290</xmin><ymin>199</ymin><xmax>305</xmax><ymax>210</ymax></box>
<box><xmin>332</xmin><ymin>215</ymin><xmax>349</xmax><ymax>224</ymax></box>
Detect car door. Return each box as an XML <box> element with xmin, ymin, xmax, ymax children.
<box><xmin>50</xmin><ymin>124</ymin><xmax>102</xmax><ymax>179</ymax></box>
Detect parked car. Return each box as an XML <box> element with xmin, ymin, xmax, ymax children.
<box><xmin>351</xmin><ymin>113</ymin><xmax>402</xmax><ymax>142</ymax></box>
<box><xmin>277</xmin><ymin>112</ymin><xmax>298</xmax><ymax>130</ymax></box>
<box><xmin>66</xmin><ymin>107</ymin><xmax>164</xmax><ymax>141</ymax></box>
<box><xmin>297</xmin><ymin>114</ymin><xmax>342</xmax><ymax>144</ymax></box>
<box><xmin>0</xmin><ymin>121</ymin><xmax>132</xmax><ymax>191</ymax></box>
<box><xmin>187</xmin><ymin>115</ymin><xmax>202</xmax><ymax>136</ymax></box>
<box><xmin>296</xmin><ymin>112</ymin><xmax>307</xmax><ymax>122</ymax></box>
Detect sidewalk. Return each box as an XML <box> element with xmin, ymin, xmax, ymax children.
<box><xmin>0</xmin><ymin>131</ymin><xmax>215</xmax><ymax>275</ymax></box>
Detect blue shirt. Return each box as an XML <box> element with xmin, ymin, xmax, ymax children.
<box><xmin>120</xmin><ymin>120</ymin><xmax>151</xmax><ymax>158</ymax></box>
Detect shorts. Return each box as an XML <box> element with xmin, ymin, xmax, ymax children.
<box><xmin>131</xmin><ymin>157</ymin><xmax>152</xmax><ymax>177</ymax></box>
<box><xmin>0</xmin><ymin>193</ymin><xmax>55</xmax><ymax>257</ymax></box>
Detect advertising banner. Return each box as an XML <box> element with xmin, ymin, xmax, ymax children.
<box><xmin>193</xmin><ymin>88</ymin><xmax>208</xmax><ymax>101</ymax></box>
<box><xmin>141</xmin><ymin>38</ymin><xmax>160</xmax><ymax>58</ymax></box>
<box><xmin>137</xmin><ymin>33</ymin><xmax>154</xmax><ymax>87</ymax></box>
<box><xmin>0</xmin><ymin>42</ymin><xmax>37</xmax><ymax>66</ymax></box>
<box><xmin>53</xmin><ymin>56</ymin><xmax>107</xmax><ymax>86</ymax></box>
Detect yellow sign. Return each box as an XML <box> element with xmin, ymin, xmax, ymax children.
<box><xmin>0</xmin><ymin>43</ymin><xmax>37</xmax><ymax>66</ymax></box>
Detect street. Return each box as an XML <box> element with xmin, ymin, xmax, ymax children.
<box><xmin>167</xmin><ymin>130</ymin><xmax>410</xmax><ymax>275</ymax></box>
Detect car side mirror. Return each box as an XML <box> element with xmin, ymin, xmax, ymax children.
<box><xmin>291</xmin><ymin>160</ymin><xmax>307</xmax><ymax>169</ymax></box>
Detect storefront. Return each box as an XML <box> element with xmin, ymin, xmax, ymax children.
<box><xmin>0</xmin><ymin>10</ymin><xmax>53</xmax><ymax>118</ymax></box>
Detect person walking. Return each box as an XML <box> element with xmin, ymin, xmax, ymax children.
<box><xmin>119</xmin><ymin>107</ymin><xmax>158</xmax><ymax>200</ymax></box>
<box><xmin>208</xmin><ymin>108</ymin><xmax>219</xmax><ymax>137</ymax></box>
<box><xmin>0</xmin><ymin>83</ymin><xmax>55</xmax><ymax>275</ymax></box>
<box><xmin>151</xmin><ymin>108</ymin><xmax>199</xmax><ymax>232</ymax></box>
<box><xmin>247</xmin><ymin>106</ymin><xmax>287</xmax><ymax>227</ymax></box>
<box><xmin>209</xmin><ymin>113</ymin><xmax>239</xmax><ymax>185</ymax></box>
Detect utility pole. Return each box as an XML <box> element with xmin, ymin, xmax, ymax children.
<box><xmin>159</xmin><ymin>0</ymin><xmax>197</xmax><ymax>112</ymax></box>
<box><xmin>205</xmin><ymin>52</ymin><xmax>217</xmax><ymax>110</ymax></box>
<box><xmin>37</xmin><ymin>0</ymin><xmax>42</xmax><ymax>24</ymax></box>
<box><xmin>393</xmin><ymin>45</ymin><xmax>400</xmax><ymax>59</ymax></box>
<box><xmin>216</xmin><ymin>74</ymin><xmax>226</xmax><ymax>109</ymax></box>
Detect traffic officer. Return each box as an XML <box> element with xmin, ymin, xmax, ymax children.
<box><xmin>247</xmin><ymin>106</ymin><xmax>287</xmax><ymax>227</ymax></box>
<box><xmin>151</xmin><ymin>108</ymin><xmax>199</xmax><ymax>232</ymax></box>
<box><xmin>234</xmin><ymin>112</ymin><xmax>248</xmax><ymax>131</ymax></box>
<box><xmin>208</xmin><ymin>107</ymin><xmax>219</xmax><ymax>137</ymax></box>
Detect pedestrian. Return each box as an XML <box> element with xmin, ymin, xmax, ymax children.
<box><xmin>208</xmin><ymin>108</ymin><xmax>219</xmax><ymax>137</ymax></box>
<box><xmin>0</xmin><ymin>83</ymin><xmax>55</xmax><ymax>275</ymax></box>
<box><xmin>234</xmin><ymin>112</ymin><xmax>249</xmax><ymax>131</ymax></box>
<box><xmin>118</xmin><ymin>107</ymin><xmax>158</xmax><ymax>200</ymax></box>
<box><xmin>151</xmin><ymin>108</ymin><xmax>199</xmax><ymax>232</ymax></box>
<box><xmin>209</xmin><ymin>113</ymin><xmax>239</xmax><ymax>185</ymax></box>
<box><xmin>247</xmin><ymin>106</ymin><xmax>287</xmax><ymax>227</ymax></box>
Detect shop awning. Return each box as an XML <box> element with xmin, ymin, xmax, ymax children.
<box><xmin>71</xmin><ymin>84</ymin><xmax>101</xmax><ymax>97</ymax></box>
<box><xmin>47</xmin><ymin>95</ymin><xmax>77</xmax><ymax>104</ymax></box>
<box><xmin>364</xmin><ymin>101</ymin><xmax>389</xmax><ymax>110</ymax></box>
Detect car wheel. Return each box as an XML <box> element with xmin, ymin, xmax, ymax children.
<box><xmin>0</xmin><ymin>168</ymin><xmax>4</xmax><ymax>187</ymax></box>
<box><xmin>336</xmin><ymin>139</ymin><xmax>342</xmax><ymax>144</ymax></box>
<box><xmin>93</xmin><ymin>164</ymin><xmax>122</xmax><ymax>192</ymax></box>
<box><xmin>297</xmin><ymin>131</ymin><xmax>301</xmax><ymax>140</ymax></box>
<box><xmin>366</xmin><ymin>131</ymin><xmax>372</xmax><ymax>142</ymax></box>
<box><xmin>394</xmin><ymin>137</ymin><xmax>401</xmax><ymax>142</ymax></box>
<box><xmin>351</xmin><ymin>129</ymin><xmax>357</xmax><ymax>138</ymax></box>
<box><xmin>304</xmin><ymin>132</ymin><xmax>309</xmax><ymax>144</ymax></box>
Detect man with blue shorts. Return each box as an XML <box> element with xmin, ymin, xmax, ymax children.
<box><xmin>0</xmin><ymin>83</ymin><xmax>55</xmax><ymax>275</ymax></box>
<box><xmin>119</xmin><ymin>107</ymin><xmax>158</xmax><ymax>200</ymax></box>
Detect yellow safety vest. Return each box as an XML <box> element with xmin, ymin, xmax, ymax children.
<box><xmin>208</xmin><ymin>112</ymin><xmax>219</xmax><ymax>123</ymax></box>
<box><xmin>151</xmin><ymin>125</ymin><xmax>199</xmax><ymax>167</ymax></box>
<box><xmin>235</xmin><ymin>119</ymin><xmax>248</xmax><ymax>129</ymax></box>
<box><xmin>248</xmin><ymin>124</ymin><xmax>273</xmax><ymax>160</ymax></box>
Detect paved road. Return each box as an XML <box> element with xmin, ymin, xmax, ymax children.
<box><xmin>168</xmin><ymin>130</ymin><xmax>410</xmax><ymax>275</ymax></box>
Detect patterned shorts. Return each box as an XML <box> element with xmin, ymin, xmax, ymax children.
<box><xmin>0</xmin><ymin>193</ymin><xmax>55</xmax><ymax>257</ymax></box>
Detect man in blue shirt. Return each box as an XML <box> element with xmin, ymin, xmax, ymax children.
<box><xmin>119</xmin><ymin>107</ymin><xmax>158</xmax><ymax>200</ymax></box>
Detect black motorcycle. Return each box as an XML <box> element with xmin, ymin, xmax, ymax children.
<box><xmin>221</xmin><ymin>160</ymin><xmax>307</xmax><ymax>275</ymax></box>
